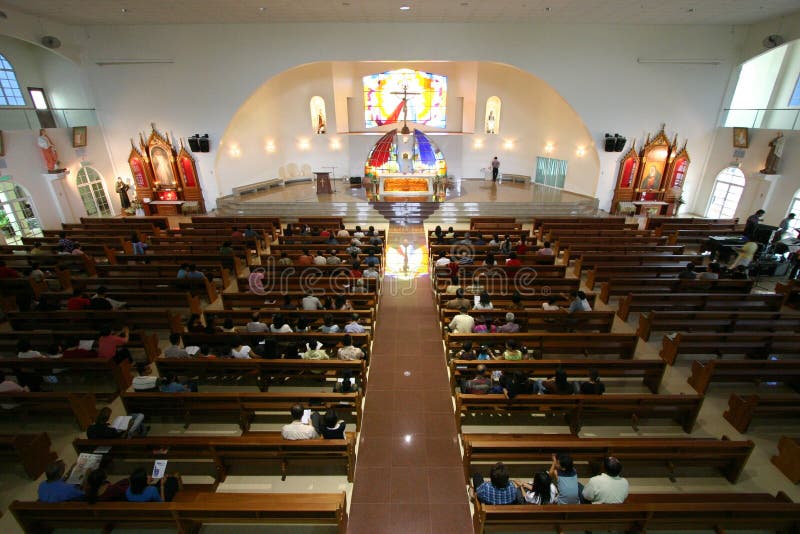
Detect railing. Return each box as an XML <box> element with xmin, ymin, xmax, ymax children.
<box><xmin>0</xmin><ymin>107</ymin><xmax>98</xmax><ymax>130</ymax></box>
<box><xmin>722</xmin><ymin>107</ymin><xmax>800</xmax><ymax>131</ymax></box>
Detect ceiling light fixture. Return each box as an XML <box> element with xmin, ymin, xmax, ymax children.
<box><xmin>259</xmin><ymin>7</ymin><xmax>266</xmax><ymax>12</ymax></box>
<box><xmin>400</xmin><ymin>5</ymin><xmax>411</xmax><ymax>11</ymax></box>
<box><xmin>121</xmin><ymin>8</ymin><xmax>127</xmax><ymax>13</ymax></box>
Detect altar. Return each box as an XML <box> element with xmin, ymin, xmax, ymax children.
<box><xmin>379</xmin><ymin>173</ymin><xmax>434</xmax><ymax>197</ymax></box>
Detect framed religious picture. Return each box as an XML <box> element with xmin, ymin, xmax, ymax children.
<box><xmin>0</xmin><ymin>130</ymin><xmax>4</xmax><ymax>157</ymax></box>
<box><xmin>733</xmin><ymin>127</ymin><xmax>749</xmax><ymax>148</ymax></box>
<box><xmin>72</xmin><ymin>126</ymin><xmax>87</xmax><ymax>148</ymax></box>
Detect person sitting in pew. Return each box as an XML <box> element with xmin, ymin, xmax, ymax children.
<box><xmin>337</xmin><ymin>334</ymin><xmax>364</xmax><ymax>361</ymax></box>
<box><xmin>302</xmin><ymin>291</ymin><xmax>324</xmax><ymax>310</ymax></box>
<box><xmin>537</xmin><ymin>241</ymin><xmax>554</xmax><ymax>256</ymax></box>
<box><xmin>462</xmin><ymin>364</ymin><xmax>492</xmax><ymax>394</ymax></box>
<box><xmin>369</xmin><ymin>233</ymin><xmax>383</xmax><ymax>246</ymax></box>
<box><xmin>185</xmin><ymin>264</ymin><xmax>206</xmax><ymax>280</ymax></box>
<box><xmin>345</xmin><ymin>313</ymin><xmax>366</xmax><ymax>334</ymax></box>
<box><xmin>333</xmin><ymin>295</ymin><xmax>353</xmax><ymax>311</ymax></box>
<box><xmin>218</xmin><ymin>241</ymin><xmax>234</xmax><ymax>256</ymax></box>
<box><xmin>229</xmin><ymin>338</ymin><xmax>256</xmax><ymax>359</ymax></box>
<box><xmin>61</xmin><ymin>337</ymin><xmax>97</xmax><ymax>359</ymax></box>
<box><xmin>0</xmin><ymin>259</ymin><xmax>21</xmax><ymax>278</ymax></box>
<box><xmin>325</xmin><ymin>249</ymin><xmax>341</xmax><ymax>265</ymax></box>
<box><xmin>698</xmin><ymin>261</ymin><xmax>721</xmax><ymax>280</ymax></box>
<box><xmin>87</xmin><ymin>406</ymin><xmax>146</xmax><ymax>439</ymax></box>
<box><xmin>363</xmin><ymin>265</ymin><xmax>380</xmax><ymax>279</ymax></box>
<box><xmin>319</xmin><ymin>314</ymin><xmax>341</xmax><ymax>333</ymax></box>
<box><xmin>17</xmin><ymin>338</ymin><xmax>45</xmax><ymax>359</ymax></box>
<box><xmin>282</xmin><ymin>403</ymin><xmax>320</xmax><ymax>440</ymax></box>
<box><xmin>159</xmin><ymin>375</ymin><xmax>194</xmax><ymax>393</ymax></box>
<box><xmin>85</xmin><ymin>468</ymin><xmax>129</xmax><ymax>503</ymax></box>
<box><xmin>243</xmin><ymin>312</ymin><xmax>268</xmax><ymax>333</ymax></box>
<box><xmin>549</xmin><ymin>453</ymin><xmax>581</xmax><ymax>504</ymax></box>
<box><xmin>567</xmin><ymin>291</ymin><xmax>591</xmax><ymax>313</ymax></box>
<box><xmin>456</xmin><ymin>341</ymin><xmax>477</xmax><ymax>360</ymax></box>
<box><xmin>66</xmin><ymin>288</ymin><xmax>91</xmax><ymax>310</ymax></box>
<box><xmin>517</xmin><ymin>471</ymin><xmax>558</xmax><ymax>504</ymax></box>
<box><xmin>130</xmin><ymin>233</ymin><xmax>148</xmax><ymax>256</ymax></box>
<box><xmin>89</xmin><ymin>286</ymin><xmax>125</xmax><ymax>310</ymax></box>
<box><xmin>579</xmin><ymin>368</ymin><xmax>605</xmax><ymax>395</ymax></box>
<box><xmin>336</xmin><ymin>224</ymin><xmax>350</xmax><ymax>239</ymax></box>
<box><xmin>446</xmin><ymin>288</ymin><xmax>471</xmax><ymax>310</ymax></box>
<box><xmin>71</xmin><ymin>242</ymin><xmax>86</xmax><ymax>256</ymax></box>
<box><xmin>38</xmin><ymin>460</ymin><xmax>84</xmax><ymax>503</ymax></box>
<box><xmin>29</xmin><ymin>241</ymin><xmax>46</xmax><ymax>255</ymax></box>
<box><xmin>473</xmin><ymin>317</ymin><xmax>496</xmax><ymax>333</ymax></box>
<box><xmin>313</xmin><ymin>250</ymin><xmax>327</xmax><ymax>266</ymax></box>
<box><xmin>0</xmin><ymin>371</ymin><xmax>29</xmax><ymax>409</ymax></box>
<box><xmin>505</xmin><ymin>251</ymin><xmax>522</xmax><ymax>268</ymax></box>
<box><xmin>58</xmin><ymin>232</ymin><xmax>76</xmax><ymax>253</ymax></box>
<box><xmin>542</xmin><ymin>297</ymin><xmax>561</xmax><ymax>311</ymax></box>
<box><xmin>449</xmin><ymin>307</ymin><xmax>475</xmax><ymax>334</ymax></box>
<box><xmin>163</xmin><ymin>333</ymin><xmax>190</xmax><ymax>358</ymax></box>
<box><xmin>474</xmin><ymin>292</ymin><xmax>494</xmax><ymax>310</ymax></box>
<box><xmin>497</xmin><ymin>312</ymin><xmax>520</xmax><ymax>333</ymax></box>
<box><xmin>301</xmin><ymin>341</ymin><xmax>330</xmax><ymax>360</ymax></box>
<box><xmin>98</xmin><ymin>326</ymin><xmax>134</xmax><ymax>366</ymax></box>
<box><xmin>482</xmin><ymin>252</ymin><xmax>496</xmax><ymax>267</ymax></box>
<box><xmin>581</xmin><ymin>456</ymin><xmax>629</xmax><ymax>504</ymax></box>
<box><xmin>320</xmin><ymin>409</ymin><xmax>346</xmax><ymax>439</ymax></box>
<box><xmin>125</xmin><ymin>467</ymin><xmax>181</xmax><ymax>502</ymax></box>
<box><xmin>270</xmin><ymin>313</ymin><xmax>293</xmax><ymax>333</ymax></box>
<box><xmin>499</xmin><ymin>339</ymin><xmax>523</xmax><ymax>361</ymax></box>
<box><xmin>539</xmin><ymin>367</ymin><xmax>575</xmax><ymax>395</ymax></box>
<box><xmin>132</xmin><ymin>374</ymin><xmax>158</xmax><ymax>392</ymax></box>
<box><xmin>472</xmin><ymin>462</ymin><xmax>521</xmax><ymax>505</ymax></box>
<box><xmin>677</xmin><ymin>262</ymin><xmax>697</xmax><ymax>280</ymax></box>
<box><xmin>434</xmin><ymin>251</ymin><xmax>451</xmax><ymax>268</ymax></box>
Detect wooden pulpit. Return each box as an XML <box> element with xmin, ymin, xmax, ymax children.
<box><xmin>315</xmin><ymin>172</ymin><xmax>332</xmax><ymax>194</ymax></box>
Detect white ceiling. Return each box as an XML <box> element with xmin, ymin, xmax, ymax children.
<box><xmin>0</xmin><ymin>0</ymin><xmax>798</xmax><ymax>26</ymax></box>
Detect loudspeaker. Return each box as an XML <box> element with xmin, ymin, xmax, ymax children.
<box><xmin>198</xmin><ymin>135</ymin><xmax>210</xmax><ymax>152</ymax></box>
<box><xmin>614</xmin><ymin>135</ymin><xmax>627</xmax><ymax>152</ymax></box>
<box><xmin>349</xmin><ymin>176</ymin><xmax>362</xmax><ymax>185</ymax></box>
<box><xmin>604</xmin><ymin>134</ymin><xmax>616</xmax><ymax>152</ymax></box>
<box><xmin>187</xmin><ymin>136</ymin><xmax>201</xmax><ymax>152</ymax></box>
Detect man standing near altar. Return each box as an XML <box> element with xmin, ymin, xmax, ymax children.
<box><xmin>491</xmin><ymin>157</ymin><xmax>500</xmax><ymax>182</ymax></box>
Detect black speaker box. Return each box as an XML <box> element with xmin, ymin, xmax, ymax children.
<box><xmin>188</xmin><ymin>136</ymin><xmax>201</xmax><ymax>152</ymax></box>
<box><xmin>614</xmin><ymin>136</ymin><xmax>627</xmax><ymax>152</ymax></box>
<box><xmin>198</xmin><ymin>135</ymin><xmax>210</xmax><ymax>152</ymax></box>
<box><xmin>604</xmin><ymin>135</ymin><xmax>616</xmax><ymax>152</ymax></box>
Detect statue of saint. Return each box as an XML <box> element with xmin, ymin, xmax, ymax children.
<box><xmin>486</xmin><ymin>110</ymin><xmax>496</xmax><ymax>134</ymax></box>
<box><xmin>37</xmin><ymin>129</ymin><xmax>60</xmax><ymax>172</ymax></box>
<box><xmin>760</xmin><ymin>132</ymin><xmax>785</xmax><ymax>175</ymax></box>
<box><xmin>116</xmin><ymin>177</ymin><xmax>131</xmax><ymax>209</ymax></box>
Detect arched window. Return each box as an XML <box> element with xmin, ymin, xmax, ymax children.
<box><xmin>0</xmin><ymin>54</ymin><xmax>25</xmax><ymax>106</ymax></box>
<box><xmin>705</xmin><ymin>167</ymin><xmax>745</xmax><ymax>219</ymax></box>
<box><xmin>0</xmin><ymin>182</ymin><xmax>42</xmax><ymax>245</ymax></box>
<box><xmin>76</xmin><ymin>166</ymin><xmax>112</xmax><ymax>217</ymax></box>
<box><xmin>310</xmin><ymin>96</ymin><xmax>327</xmax><ymax>134</ymax></box>
<box><xmin>485</xmin><ymin>96</ymin><xmax>501</xmax><ymax>134</ymax></box>
<box><xmin>787</xmin><ymin>189</ymin><xmax>800</xmax><ymax>231</ymax></box>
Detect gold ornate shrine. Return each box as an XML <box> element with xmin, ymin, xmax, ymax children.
<box><xmin>127</xmin><ymin>124</ymin><xmax>206</xmax><ymax>215</ymax></box>
<box><xmin>610</xmin><ymin>126</ymin><xmax>690</xmax><ymax>216</ymax></box>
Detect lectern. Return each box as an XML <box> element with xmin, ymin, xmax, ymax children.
<box><xmin>314</xmin><ymin>172</ymin><xmax>332</xmax><ymax>194</ymax></box>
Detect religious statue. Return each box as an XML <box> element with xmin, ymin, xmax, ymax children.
<box><xmin>36</xmin><ymin>129</ymin><xmax>60</xmax><ymax>172</ymax></box>
<box><xmin>760</xmin><ymin>132</ymin><xmax>785</xmax><ymax>175</ymax></box>
<box><xmin>316</xmin><ymin>113</ymin><xmax>326</xmax><ymax>134</ymax></box>
<box><xmin>486</xmin><ymin>111</ymin><xmax>496</xmax><ymax>134</ymax></box>
<box><xmin>115</xmin><ymin>177</ymin><xmax>131</xmax><ymax>209</ymax></box>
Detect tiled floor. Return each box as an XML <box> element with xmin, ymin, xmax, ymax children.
<box><xmin>348</xmin><ymin>224</ymin><xmax>473</xmax><ymax>534</ymax></box>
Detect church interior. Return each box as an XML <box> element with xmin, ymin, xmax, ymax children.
<box><xmin>1</xmin><ymin>1</ymin><xmax>800</xmax><ymax>532</ymax></box>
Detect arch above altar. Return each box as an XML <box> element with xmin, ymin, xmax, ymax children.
<box><xmin>364</xmin><ymin>129</ymin><xmax>447</xmax><ymax>199</ymax></box>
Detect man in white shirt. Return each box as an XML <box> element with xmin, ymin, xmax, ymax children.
<box><xmin>344</xmin><ymin>314</ymin><xmax>366</xmax><ymax>333</ymax></box>
<box><xmin>434</xmin><ymin>252</ymin><xmax>451</xmax><ymax>267</ymax></box>
<box><xmin>281</xmin><ymin>404</ymin><xmax>319</xmax><ymax>440</ymax></box>
<box><xmin>362</xmin><ymin>266</ymin><xmax>379</xmax><ymax>279</ymax></box>
<box><xmin>449</xmin><ymin>307</ymin><xmax>475</xmax><ymax>334</ymax></box>
<box><xmin>302</xmin><ymin>293</ymin><xmax>324</xmax><ymax>310</ymax></box>
<box><xmin>246</xmin><ymin>312</ymin><xmax>269</xmax><ymax>333</ymax></box>
<box><xmin>337</xmin><ymin>334</ymin><xmax>364</xmax><ymax>360</ymax></box>
<box><xmin>313</xmin><ymin>250</ymin><xmax>328</xmax><ymax>266</ymax></box>
<box><xmin>326</xmin><ymin>251</ymin><xmax>342</xmax><ymax>265</ymax></box>
<box><xmin>581</xmin><ymin>457</ymin><xmax>629</xmax><ymax>504</ymax></box>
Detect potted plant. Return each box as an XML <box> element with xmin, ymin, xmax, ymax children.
<box><xmin>125</xmin><ymin>199</ymin><xmax>145</xmax><ymax>216</ymax></box>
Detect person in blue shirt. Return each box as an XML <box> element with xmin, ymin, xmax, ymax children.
<box><xmin>472</xmin><ymin>462</ymin><xmax>519</xmax><ymax>504</ymax></box>
<box><xmin>364</xmin><ymin>252</ymin><xmax>380</xmax><ymax>268</ymax></box>
<box><xmin>159</xmin><ymin>375</ymin><xmax>192</xmax><ymax>393</ymax></box>
<box><xmin>38</xmin><ymin>461</ymin><xmax>85</xmax><ymax>503</ymax></box>
<box><xmin>185</xmin><ymin>264</ymin><xmax>206</xmax><ymax>280</ymax></box>
<box><xmin>125</xmin><ymin>467</ymin><xmax>163</xmax><ymax>502</ymax></box>
<box><xmin>176</xmin><ymin>263</ymin><xmax>190</xmax><ymax>279</ymax></box>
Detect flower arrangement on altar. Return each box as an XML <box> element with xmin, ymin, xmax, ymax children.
<box><xmin>125</xmin><ymin>199</ymin><xmax>144</xmax><ymax>216</ymax></box>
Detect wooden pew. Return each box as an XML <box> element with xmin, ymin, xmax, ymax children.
<box><xmin>7</xmin><ymin>309</ymin><xmax>174</xmax><ymax>335</ymax></box>
<box><xmin>11</xmin><ymin>491</ymin><xmax>348</xmax><ymax>534</ymax></box>
<box><xmin>222</xmin><ymin>292</ymin><xmax>379</xmax><ymax>310</ymax></box>
<box><xmin>776</xmin><ymin>279</ymin><xmax>800</xmax><ymax>308</ymax></box>
<box><xmin>462</xmin><ymin>433</ymin><xmax>754</xmax><ymax>483</ymax></box>
<box><xmin>0</xmin><ymin>329</ymin><xmax>153</xmax><ymax>362</ymax></box>
<box><xmin>77</xmin><ymin>215</ymin><xmax>170</xmax><ymax>229</ymax></box>
<box><xmin>723</xmin><ymin>393</ymin><xmax>800</xmax><ymax>433</ymax></box>
<box><xmin>205</xmin><ymin>309</ymin><xmax>376</xmax><ymax>334</ymax></box>
<box><xmin>572</xmin><ymin>253</ymin><xmax>702</xmax><ymax>276</ymax></box>
<box><xmin>616</xmin><ymin>292</ymin><xmax>784</xmax><ymax>322</ymax></box>
<box><xmin>0</xmin><ymin>392</ymin><xmax>97</xmax><ymax>430</ymax></box>
<box><xmin>556</xmin><ymin>236</ymin><xmax>668</xmax><ymax>250</ymax></box>
<box><xmin>449</xmin><ymin>359</ymin><xmax>667</xmax><ymax>394</ymax></box>
<box><xmin>122</xmin><ymin>391</ymin><xmax>362</xmax><ymax>431</ymax></box>
<box><xmin>455</xmin><ymin>393</ymin><xmax>704</xmax><ymax>434</ymax></box>
<box><xmin>436</xmin><ymin>290</ymin><xmax>597</xmax><ymax>311</ymax></box>
<box><xmin>601</xmin><ymin>278</ymin><xmax>755</xmax><ymax>304</ymax></box>
<box><xmin>96</xmin><ymin>263</ymin><xmax>232</xmax><ymax>290</ymax></box>
<box><xmin>43</xmin><ymin>288</ymin><xmax>202</xmax><ymax>314</ymax></box>
<box><xmin>687</xmin><ymin>359</ymin><xmax>800</xmax><ymax>395</ymax></box>
<box><xmin>181</xmin><ymin>331</ymin><xmax>371</xmax><ymax>350</ymax></box>
<box><xmin>771</xmin><ymin>436</ymin><xmax>800</xmax><ymax>484</ymax></box>
<box><xmin>439</xmin><ymin>309</ymin><xmax>615</xmax><ymax>334</ymax></box>
<box><xmin>238</xmin><ymin>274</ymin><xmax>381</xmax><ymax>294</ymax></box>
<box><xmin>470</xmin><ymin>493</ymin><xmax>799</xmax><ymax>534</ymax></box>
<box><xmin>155</xmin><ymin>358</ymin><xmax>367</xmax><ymax>393</ymax></box>
<box><xmin>646</xmin><ymin>216</ymin><xmax>738</xmax><ymax>230</ymax></box>
<box><xmin>637</xmin><ymin>310</ymin><xmax>800</xmax><ymax>341</ymax></box>
<box><xmin>434</xmin><ymin>264</ymin><xmax>567</xmax><ymax>279</ymax></box>
<box><xmin>67</xmin><ymin>275</ymin><xmax>218</xmax><ymax>303</ymax></box>
<box><xmin>436</xmin><ymin>279</ymin><xmax>582</xmax><ymax>301</ymax></box>
<box><xmin>108</xmin><ymin>251</ymin><xmax>245</xmax><ymax>276</ymax></box>
<box><xmin>0</xmin><ymin>358</ymin><xmax>132</xmax><ymax>400</ymax></box>
<box><xmin>586</xmin><ymin>264</ymin><xmax>688</xmax><ymax>289</ymax></box>
<box><xmin>445</xmin><ymin>333</ymin><xmax>639</xmax><ymax>360</ymax></box>
<box><xmin>660</xmin><ymin>332</ymin><xmax>800</xmax><ymax>365</ymax></box>
<box><xmin>0</xmin><ymin>252</ymin><xmax>97</xmax><ymax>276</ymax></box>
<box><xmin>0</xmin><ymin>433</ymin><xmax>57</xmax><ymax>479</ymax></box>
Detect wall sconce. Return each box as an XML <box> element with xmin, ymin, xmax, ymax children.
<box><xmin>265</xmin><ymin>140</ymin><xmax>276</xmax><ymax>153</ymax></box>
<box><xmin>473</xmin><ymin>138</ymin><xmax>484</xmax><ymax>149</ymax></box>
<box><xmin>576</xmin><ymin>146</ymin><xmax>586</xmax><ymax>158</ymax></box>
<box><xmin>503</xmin><ymin>139</ymin><xmax>514</xmax><ymax>150</ymax></box>
<box><xmin>544</xmin><ymin>142</ymin><xmax>555</xmax><ymax>154</ymax></box>
<box><xmin>298</xmin><ymin>138</ymin><xmax>311</xmax><ymax>150</ymax></box>
<box><xmin>229</xmin><ymin>144</ymin><xmax>241</xmax><ymax>158</ymax></box>
<box><xmin>330</xmin><ymin>138</ymin><xmax>341</xmax><ymax>150</ymax></box>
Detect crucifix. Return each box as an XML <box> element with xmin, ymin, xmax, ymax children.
<box><xmin>390</xmin><ymin>83</ymin><xmax>421</xmax><ymax>135</ymax></box>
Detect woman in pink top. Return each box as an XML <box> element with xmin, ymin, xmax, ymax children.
<box><xmin>97</xmin><ymin>326</ymin><xmax>131</xmax><ymax>363</ymax></box>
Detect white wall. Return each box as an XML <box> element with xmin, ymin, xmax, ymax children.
<box><xmin>77</xmin><ymin>21</ymin><xmax>741</xmax><ymax>211</ymax></box>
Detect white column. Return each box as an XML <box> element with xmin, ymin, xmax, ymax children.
<box><xmin>43</xmin><ymin>170</ymin><xmax>76</xmax><ymax>224</ymax></box>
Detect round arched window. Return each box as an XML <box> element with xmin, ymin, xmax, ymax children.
<box><xmin>0</xmin><ymin>181</ymin><xmax>43</xmax><ymax>245</ymax></box>
<box><xmin>76</xmin><ymin>166</ymin><xmax>112</xmax><ymax>217</ymax></box>
<box><xmin>705</xmin><ymin>167</ymin><xmax>745</xmax><ymax>219</ymax></box>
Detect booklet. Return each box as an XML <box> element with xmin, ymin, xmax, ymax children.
<box><xmin>111</xmin><ymin>415</ymin><xmax>132</xmax><ymax>431</ymax></box>
<box><xmin>301</xmin><ymin>409</ymin><xmax>312</xmax><ymax>425</ymax></box>
<box><xmin>185</xmin><ymin>345</ymin><xmax>201</xmax><ymax>355</ymax></box>
<box><xmin>152</xmin><ymin>459</ymin><xmax>168</xmax><ymax>480</ymax></box>
<box><xmin>66</xmin><ymin>453</ymin><xmax>103</xmax><ymax>485</ymax></box>
<box><xmin>79</xmin><ymin>339</ymin><xmax>95</xmax><ymax>351</ymax></box>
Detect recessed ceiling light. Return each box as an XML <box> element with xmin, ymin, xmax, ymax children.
<box><xmin>545</xmin><ymin>6</ymin><xmax>551</xmax><ymax>11</ymax></box>
<box><xmin>460</xmin><ymin>2</ymin><xmax>469</xmax><ymax>6</ymax></box>
<box><xmin>400</xmin><ymin>5</ymin><xmax>411</xmax><ymax>11</ymax></box>
<box><xmin>121</xmin><ymin>8</ymin><xmax>127</xmax><ymax>13</ymax></box>
<box><xmin>687</xmin><ymin>7</ymin><xmax>695</xmax><ymax>12</ymax></box>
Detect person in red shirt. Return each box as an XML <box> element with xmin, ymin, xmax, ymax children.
<box><xmin>97</xmin><ymin>326</ymin><xmax>131</xmax><ymax>363</ymax></box>
<box><xmin>0</xmin><ymin>260</ymin><xmax>21</xmax><ymax>279</ymax></box>
<box><xmin>350</xmin><ymin>262</ymin><xmax>363</xmax><ymax>278</ymax></box>
<box><xmin>66</xmin><ymin>289</ymin><xmax>91</xmax><ymax>310</ymax></box>
<box><xmin>320</xmin><ymin>228</ymin><xmax>331</xmax><ymax>239</ymax></box>
<box><xmin>297</xmin><ymin>250</ymin><xmax>314</xmax><ymax>266</ymax></box>
<box><xmin>61</xmin><ymin>337</ymin><xmax>98</xmax><ymax>359</ymax></box>
<box><xmin>514</xmin><ymin>236</ymin><xmax>528</xmax><ymax>255</ymax></box>
<box><xmin>230</xmin><ymin>227</ymin><xmax>243</xmax><ymax>240</ymax></box>
<box><xmin>505</xmin><ymin>251</ymin><xmax>522</xmax><ymax>268</ymax></box>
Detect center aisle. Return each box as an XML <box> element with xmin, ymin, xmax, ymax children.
<box><xmin>347</xmin><ymin>224</ymin><xmax>473</xmax><ymax>534</ymax></box>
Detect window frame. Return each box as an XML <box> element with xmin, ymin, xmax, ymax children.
<box><xmin>704</xmin><ymin>166</ymin><xmax>746</xmax><ymax>219</ymax></box>
<box><xmin>0</xmin><ymin>53</ymin><xmax>26</xmax><ymax>107</ymax></box>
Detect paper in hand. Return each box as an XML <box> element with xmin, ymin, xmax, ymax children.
<box><xmin>301</xmin><ymin>409</ymin><xmax>312</xmax><ymax>425</ymax></box>
<box><xmin>152</xmin><ymin>459</ymin><xmax>168</xmax><ymax>480</ymax></box>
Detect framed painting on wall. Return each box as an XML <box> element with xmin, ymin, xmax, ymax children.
<box><xmin>733</xmin><ymin>127</ymin><xmax>749</xmax><ymax>148</ymax></box>
<box><xmin>72</xmin><ymin>126</ymin><xmax>87</xmax><ymax>148</ymax></box>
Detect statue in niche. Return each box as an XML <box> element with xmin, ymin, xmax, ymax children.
<box><xmin>486</xmin><ymin>111</ymin><xmax>496</xmax><ymax>134</ymax></box>
<box><xmin>316</xmin><ymin>113</ymin><xmax>326</xmax><ymax>134</ymax></box>
<box><xmin>36</xmin><ymin>129</ymin><xmax>61</xmax><ymax>172</ymax></box>
<box><xmin>310</xmin><ymin>96</ymin><xmax>327</xmax><ymax>135</ymax></box>
<box><xmin>760</xmin><ymin>132</ymin><xmax>785</xmax><ymax>175</ymax></box>
<box><xmin>485</xmin><ymin>96</ymin><xmax>501</xmax><ymax>135</ymax></box>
